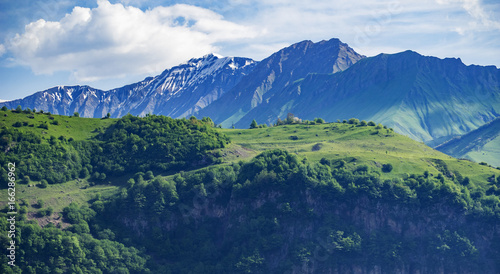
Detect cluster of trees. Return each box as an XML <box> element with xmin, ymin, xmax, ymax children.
<box><xmin>83</xmin><ymin>149</ymin><xmax>498</xmax><ymax>273</ymax></box>
<box><xmin>0</xmin><ymin>114</ymin><xmax>229</xmax><ymax>188</ymax></box>
<box><xmin>2</xmin><ymin>147</ymin><xmax>493</xmax><ymax>272</ymax></box>
<box><xmin>1</xmin><ymin>107</ymin><xmax>498</xmax><ymax>272</ymax></box>
<box><xmin>249</xmin><ymin>114</ymin><xmax>387</xmax><ymax>129</ymax></box>
<box><xmin>0</xmin><ymin>213</ymin><xmax>149</xmax><ymax>274</ymax></box>
<box><xmin>86</xmin><ymin>114</ymin><xmax>229</xmax><ymax>175</ymax></box>
<box><xmin>0</xmin><ymin>128</ymin><xmax>83</xmax><ymax>186</ymax></box>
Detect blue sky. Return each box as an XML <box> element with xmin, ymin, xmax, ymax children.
<box><xmin>1</xmin><ymin>0</ymin><xmax>499</xmax><ymax>101</ymax></box>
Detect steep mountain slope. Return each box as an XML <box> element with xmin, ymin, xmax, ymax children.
<box><xmin>1</xmin><ymin>54</ymin><xmax>256</xmax><ymax>118</ymax></box>
<box><xmin>0</xmin><ymin>85</ymin><xmax>107</xmax><ymax>118</ymax></box>
<box><xmin>436</xmin><ymin>117</ymin><xmax>500</xmax><ymax>167</ymax></box>
<box><xmin>237</xmin><ymin>51</ymin><xmax>500</xmax><ymax>142</ymax></box>
<box><xmin>2</xmin><ymin>37</ymin><xmax>499</xmax><ymax>148</ymax></box>
<box><xmin>196</xmin><ymin>38</ymin><xmax>365</xmax><ymax>127</ymax></box>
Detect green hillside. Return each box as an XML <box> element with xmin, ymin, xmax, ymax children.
<box><xmin>436</xmin><ymin>117</ymin><xmax>500</xmax><ymax>168</ymax></box>
<box><xmin>225</xmin><ymin>51</ymin><xmax>500</xmax><ymax>145</ymax></box>
<box><xmin>220</xmin><ymin>122</ymin><xmax>498</xmax><ymax>184</ymax></box>
<box><xmin>2</xmin><ymin>109</ymin><xmax>500</xmax><ymax>273</ymax></box>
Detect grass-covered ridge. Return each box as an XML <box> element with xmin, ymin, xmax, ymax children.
<box><xmin>0</xmin><ymin>110</ymin><xmax>228</xmax><ymax>186</ymax></box>
<box><xmin>220</xmin><ymin>122</ymin><xmax>498</xmax><ymax>185</ymax></box>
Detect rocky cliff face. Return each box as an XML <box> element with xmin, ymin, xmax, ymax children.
<box><xmin>117</xmin><ymin>187</ymin><xmax>498</xmax><ymax>273</ymax></box>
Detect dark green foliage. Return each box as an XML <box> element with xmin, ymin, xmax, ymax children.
<box><xmin>201</xmin><ymin>117</ymin><xmax>215</xmax><ymax>127</ymax></box>
<box><xmin>382</xmin><ymin>163</ymin><xmax>393</xmax><ymax>173</ymax></box>
<box><xmin>36</xmin><ymin>199</ymin><xmax>44</xmax><ymax>208</ymax></box>
<box><xmin>1</xmin><ymin>106</ymin><xmax>7</xmax><ymax>111</ymax></box>
<box><xmin>348</xmin><ymin>118</ymin><xmax>359</xmax><ymax>124</ymax></box>
<box><xmin>250</xmin><ymin>119</ymin><xmax>258</xmax><ymax>129</ymax></box>
<box><xmin>312</xmin><ymin>143</ymin><xmax>323</xmax><ymax>151</ymax></box>
<box><xmin>89</xmin><ymin>114</ymin><xmax>229</xmax><ymax>175</ymax></box>
<box><xmin>39</xmin><ymin>179</ymin><xmax>48</xmax><ymax>188</ymax></box>
<box><xmin>0</xmin><ymin>128</ymin><xmax>80</xmax><ymax>187</ymax></box>
<box><xmin>314</xmin><ymin>118</ymin><xmax>325</xmax><ymax>124</ymax></box>
<box><xmin>1</xmin><ymin>113</ymin><xmax>499</xmax><ymax>273</ymax></box>
<box><xmin>320</xmin><ymin>157</ymin><xmax>330</xmax><ymax>165</ymax></box>
<box><xmin>0</xmin><ymin>213</ymin><xmax>148</xmax><ymax>274</ymax></box>
<box><xmin>90</xmin><ymin>149</ymin><xmax>498</xmax><ymax>273</ymax></box>
<box><xmin>38</xmin><ymin>122</ymin><xmax>48</xmax><ymax>129</ymax></box>
<box><xmin>37</xmin><ymin>207</ymin><xmax>53</xmax><ymax>217</ymax></box>
<box><xmin>0</xmin><ymin>114</ymin><xmax>229</xmax><ymax>187</ymax></box>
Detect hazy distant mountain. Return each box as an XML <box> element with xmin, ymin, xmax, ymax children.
<box><xmin>436</xmin><ymin>117</ymin><xmax>500</xmax><ymax>167</ymax></box>
<box><xmin>0</xmin><ymin>54</ymin><xmax>256</xmax><ymax>118</ymax></box>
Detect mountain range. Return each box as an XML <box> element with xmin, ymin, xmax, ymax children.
<box><xmin>436</xmin><ymin>117</ymin><xmax>500</xmax><ymax>167</ymax></box>
<box><xmin>1</xmin><ymin>37</ymin><xmax>499</xmax><ymax>165</ymax></box>
<box><xmin>1</xmin><ymin>53</ymin><xmax>256</xmax><ymax>119</ymax></box>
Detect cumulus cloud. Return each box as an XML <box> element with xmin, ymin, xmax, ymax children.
<box><xmin>0</xmin><ymin>44</ymin><xmax>5</xmax><ymax>57</ymax></box>
<box><xmin>436</xmin><ymin>0</ymin><xmax>500</xmax><ymax>32</ymax></box>
<box><xmin>5</xmin><ymin>0</ymin><xmax>258</xmax><ymax>81</ymax></box>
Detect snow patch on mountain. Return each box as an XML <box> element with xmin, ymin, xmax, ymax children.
<box><xmin>0</xmin><ymin>52</ymin><xmax>257</xmax><ymax>119</ymax></box>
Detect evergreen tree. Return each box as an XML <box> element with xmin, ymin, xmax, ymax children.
<box><xmin>250</xmin><ymin>119</ymin><xmax>258</xmax><ymax>129</ymax></box>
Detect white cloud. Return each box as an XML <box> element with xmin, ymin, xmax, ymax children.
<box><xmin>0</xmin><ymin>44</ymin><xmax>5</xmax><ymax>57</ymax></box>
<box><xmin>436</xmin><ymin>0</ymin><xmax>500</xmax><ymax>31</ymax></box>
<box><xmin>3</xmin><ymin>0</ymin><xmax>500</xmax><ymax>88</ymax></box>
<box><xmin>5</xmin><ymin>0</ymin><xmax>258</xmax><ymax>82</ymax></box>
<box><xmin>220</xmin><ymin>0</ymin><xmax>499</xmax><ymax>66</ymax></box>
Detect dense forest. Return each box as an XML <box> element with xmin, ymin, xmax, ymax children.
<box><xmin>0</xmin><ymin>113</ymin><xmax>227</xmax><ymax>187</ymax></box>
<box><xmin>1</xmin><ymin>109</ymin><xmax>500</xmax><ymax>273</ymax></box>
<box><xmin>2</xmin><ymin>149</ymin><xmax>500</xmax><ymax>273</ymax></box>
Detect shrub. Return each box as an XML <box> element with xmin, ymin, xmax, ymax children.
<box><xmin>356</xmin><ymin>165</ymin><xmax>369</xmax><ymax>173</ymax></box>
<box><xmin>382</xmin><ymin>163</ymin><xmax>394</xmax><ymax>173</ymax></box>
<box><xmin>314</xmin><ymin>118</ymin><xmax>325</xmax><ymax>124</ymax></box>
<box><xmin>250</xmin><ymin>119</ymin><xmax>258</xmax><ymax>129</ymax></box>
<box><xmin>38</xmin><ymin>123</ymin><xmax>49</xmax><ymax>130</ymax></box>
<box><xmin>39</xmin><ymin>180</ymin><xmax>48</xmax><ymax>188</ymax></box>
<box><xmin>368</xmin><ymin>121</ymin><xmax>376</xmax><ymax>126</ymax></box>
<box><xmin>36</xmin><ymin>199</ymin><xmax>44</xmax><ymax>208</ymax></box>
<box><xmin>320</xmin><ymin>158</ymin><xmax>331</xmax><ymax>166</ymax></box>
<box><xmin>312</xmin><ymin>143</ymin><xmax>323</xmax><ymax>151</ymax></box>
<box><xmin>348</xmin><ymin>118</ymin><xmax>359</xmax><ymax>124</ymax></box>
